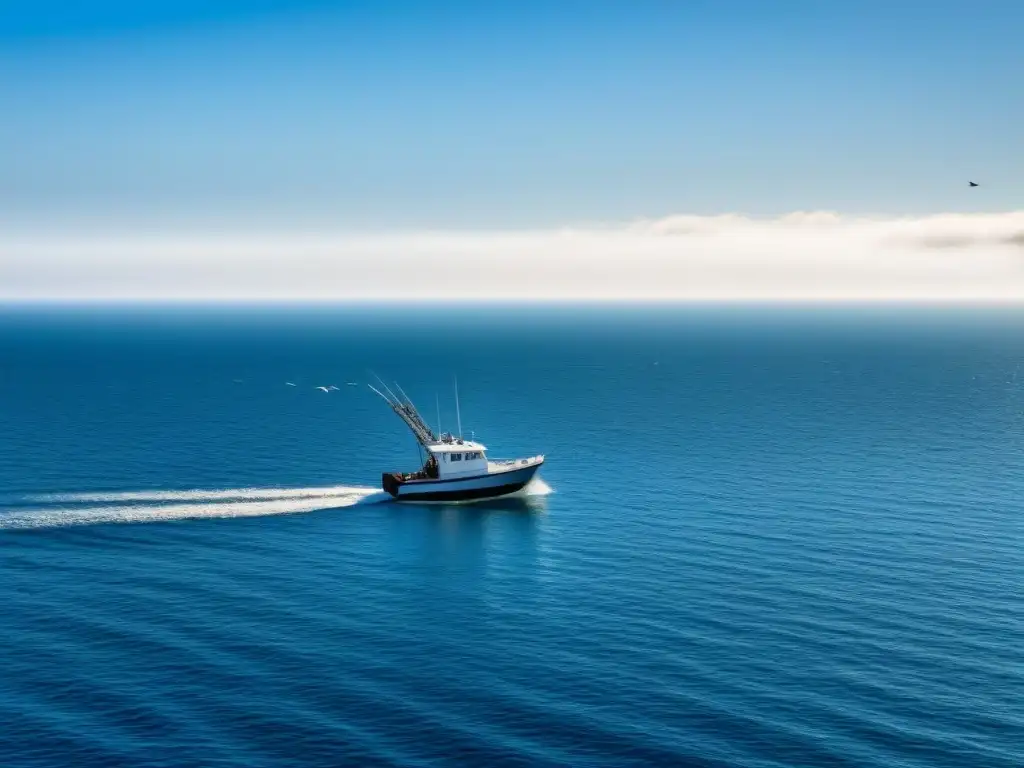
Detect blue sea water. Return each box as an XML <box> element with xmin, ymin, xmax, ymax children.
<box><xmin>1</xmin><ymin>304</ymin><xmax>1022</xmax><ymax>767</ymax></box>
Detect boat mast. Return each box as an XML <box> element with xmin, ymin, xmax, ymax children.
<box><xmin>454</xmin><ymin>375</ymin><xmax>463</xmax><ymax>440</ymax></box>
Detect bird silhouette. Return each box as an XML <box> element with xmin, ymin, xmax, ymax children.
<box><xmin>315</xmin><ymin>386</ymin><xmax>330</xmax><ymax>392</ymax></box>
<box><xmin>969</xmin><ymin>181</ymin><xmax>979</xmax><ymax>187</ymax></box>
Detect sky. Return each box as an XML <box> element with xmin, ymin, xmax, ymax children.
<box><xmin>1</xmin><ymin>0</ymin><xmax>1022</xmax><ymax>300</ymax></box>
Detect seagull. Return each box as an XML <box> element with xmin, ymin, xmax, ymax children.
<box><xmin>327</xmin><ymin>385</ymin><xmax>340</xmax><ymax>391</ymax></box>
<box><xmin>969</xmin><ymin>181</ymin><xmax>979</xmax><ymax>187</ymax></box>
<box><xmin>315</xmin><ymin>386</ymin><xmax>330</xmax><ymax>393</ymax></box>
<box><xmin>285</xmin><ymin>382</ymin><xmax>297</xmax><ymax>387</ymax></box>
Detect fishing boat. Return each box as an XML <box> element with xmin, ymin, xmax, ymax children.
<box><xmin>370</xmin><ymin>378</ymin><xmax>545</xmax><ymax>502</ymax></box>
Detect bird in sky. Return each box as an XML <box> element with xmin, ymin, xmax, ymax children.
<box><xmin>969</xmin><ymin>181</ymin><xmax>979</xmax><ymax>187</ymax></box>
<box><xmin>315</xmin><ymin>386</ymin><xmax>330</xmax><ymax>392</ymax></box>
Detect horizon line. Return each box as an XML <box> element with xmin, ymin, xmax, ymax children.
<box><xmin>4</xmin><ymin>297</ymin><xmax>1024</xmax><ymax>306</ymax></box>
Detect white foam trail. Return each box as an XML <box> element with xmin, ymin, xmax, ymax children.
<box><xmin>1</xmin><ymin>480</ymin><xmax>552</xmax><ymax>530</ymax></box>
<box><xmin>0</xmin><ymin>486</ymin><xmax>383</xmax><ymax>530</ymax></box>
<box><xmin>26</xmin><ymin>485</ymin><xmax>375</xmax><ymax>504</ymax></box>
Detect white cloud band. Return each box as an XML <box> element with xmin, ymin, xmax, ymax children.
<box><xmin>3</xmin><ymin>211</ymin><xmax>1023</xmax><ymax>300</ymax></box>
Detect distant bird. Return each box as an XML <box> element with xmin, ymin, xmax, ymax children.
<box><xmin>285</xmin><ymin>382</ymin><xmax>297</xmax><ymax>387</ymax></box>
<box><xmin>969</xmin><ymin>181</ymin><xmax>979</xmax><ymax>187</ymax></box>
<box><xmin>346</xmin><ymin>382</ymin><xmax>359</xmax><ymax>386</ymax></box>
<box><xmin>327</xmin><ymin>385</ymin><xmax>340</xmax><ymax>391</ymax></box>
<box><xmin>315</xmin><ymin>386</ymin><xmax>330</xmax><ymax>393</ymax></box>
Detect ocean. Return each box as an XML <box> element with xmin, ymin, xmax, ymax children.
<box><xmin>1</xmin><ymin>304</ymin><xmax>1022</xmax><ymax>767</ymax></box>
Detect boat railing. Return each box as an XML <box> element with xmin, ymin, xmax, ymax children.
<box><xmin>488</xmin><ymin>456</ymin><xmax>542</xmax><ymax>467</ymax></box>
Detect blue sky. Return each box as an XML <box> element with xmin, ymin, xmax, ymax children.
<box><xmin>2</xmin><ymin>2</ymin><xmax>1023</xmax><ymax>300</ymax></box>
<box><xmin>1</xmin><ymin>0</ymin><xmax>1021</xmax><ymax>229</ymax></box>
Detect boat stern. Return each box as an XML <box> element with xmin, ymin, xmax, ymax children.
<box><xmin>382</xmin><ymin>472</ymin><xmax>404</xmax><ymax>497</ymax></box>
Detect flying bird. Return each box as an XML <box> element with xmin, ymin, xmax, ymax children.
<box><xmin>315</xmin><ymin>386</ymin><xmax>330</xmax><ymax>392</ymax></box>
<box><xmin>285</xmin><ymin>382</ymin><xmax>296</xmax><ymax>386</ymax></box>
<box><xmin>969</xmin><ymin>181</ymin><xmax>979</xmax><ymax>187</ymax></box>
<box><xmin>327</xmin><ymin>385</ymin><xmax>340</xmax><ymax>391</ymax></box>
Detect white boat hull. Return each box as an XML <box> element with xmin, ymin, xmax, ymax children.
<box><xmin>383</xmin><ymin>460</ymin><xmax>543</xmax><ymax>503</ymax></box>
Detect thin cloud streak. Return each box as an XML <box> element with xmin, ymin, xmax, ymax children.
<box><xmin>2</xmin><ymin>211</ymin><xmax>1024</xmax><ymax>301</ymax></box>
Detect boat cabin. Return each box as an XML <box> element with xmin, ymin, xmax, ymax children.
<box><xmin>428</xmin><ymin>440</ymin><xmax>488</xmax><ymax>479</ymax></box>
<box><xmin>401</xmin><ymin>439</ymin><xmax>488</xmax><ymax>482</ymax></box>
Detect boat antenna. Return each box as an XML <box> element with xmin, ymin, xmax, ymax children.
<box><xmin>454</xmin><ymin>375</ymin><xmax>463</xmax><ymax>440</ymax></box>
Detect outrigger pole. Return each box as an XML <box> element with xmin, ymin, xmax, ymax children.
<box><xmin>368</xmin><ymin>372</ymin><xmax>438</xmax><ymax>450</ymax></box>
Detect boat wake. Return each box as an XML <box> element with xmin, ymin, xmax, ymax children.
<box><xmin>0</xmin><ymin>485</ymin><xmax>386</xmax><ymax>531</ymax></box>
<box><xmin>0</xmin><ymin>479</ymin><xmax>554</xmax><ymax>530</ymax></box>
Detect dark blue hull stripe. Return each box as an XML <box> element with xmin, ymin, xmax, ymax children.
<box><xmin>394</xmin><ymin>480</ymin><xmax>530</xmax><ymax>502</ymax></box>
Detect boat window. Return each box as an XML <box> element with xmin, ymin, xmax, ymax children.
<box><xmin>451</xmin><ymin>453</ymin><xmax>462</xmax><ymax>461</ymax></box>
